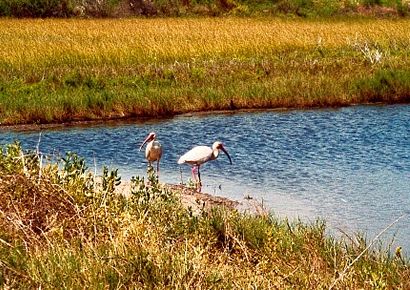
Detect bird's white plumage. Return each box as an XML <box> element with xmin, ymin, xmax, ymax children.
<box><xmin>178</xmin><ymin>141</ymin><xmax>231</xmax><ymax>192</ymax></box>
<box><xmin>146</xmin><ymin>140</ymin><xmax>162</xmax><ymax>162</ymax></box>
<box><xmin>177</xmin><ymin>145</ymin><xmax>214</xmax><ymax>165</ymax></box>
<box><xmin>140</xmin><ymin>132</ymin><xmax>162</xmax><ymax>175</ymax></box>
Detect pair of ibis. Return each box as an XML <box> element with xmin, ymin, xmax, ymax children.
<box><xmin>139</xmin><ymin>132</ymin><xmax>232</xmax><ymax>188</ymax></box>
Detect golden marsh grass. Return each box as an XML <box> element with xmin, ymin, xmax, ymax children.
<box><xmin>1</xmin><ymin>18</ymin><xmax>410</xmax><ymax>68</ymax></box>
<box><xmin>0</xmin><ymin>18</ymin><xmax>410</xmax><ymax>125</ymax></box>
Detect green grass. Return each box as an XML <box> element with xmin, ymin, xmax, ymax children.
<box><xmin>0</xmin><ymin>18</ymin><xmax>410</xmax><ymax>125</ymax></box>
<box><xmin>0</xmin><ymin>142</ymin><xmax>409</xmax><ymax>288</ymax></box>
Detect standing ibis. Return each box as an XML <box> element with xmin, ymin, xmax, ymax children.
<box><xmin>178</xmin><ymin>141</ymin><xmax>232</xmax><ymax>191</ymax></box>
<box><xmin>139</xmin><ymin>132</ymin><xmax>162</xmax><ymax>175</ymax></box>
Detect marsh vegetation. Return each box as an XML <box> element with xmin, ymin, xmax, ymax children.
<box><xmin>2</xmin><ymin>1</ymin><xmax>410</xmax><ymax>287</ymax></box>
<box><xmin>1</xmin><ymin>0</ymin><xmax>409</xmax><ymax>18</ymax></box>
<box><xmin>1</xmin><ymin>18</ymin><xmax>410</xmax><ymax>125</ymax></box>
<box><xmin>0</xmin><ymin>142</ymin><xmax>409</xmax><ymax>288</ymax></box>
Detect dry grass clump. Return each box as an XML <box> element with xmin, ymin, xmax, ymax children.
<box><xmin>0</xmin><ymin>173</ymin><xmax>78</xmax><ymax>241</ymax></box>
<box><xmin>1</xmin><ymin>142</ymin><xmax>410</xmax><ymax>288</ymax></box>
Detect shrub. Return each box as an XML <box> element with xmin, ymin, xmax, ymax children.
<box><xmin>274</xmin><ymin>0</ymin><xmax>343</xmax><ymax>16</ymax></box>
<box><xmin>81</xmin><ymin>0</ymin><xmax>121</xmax><ymax>17</ymax></box>
<box><xmin>354</xmin><ymin>69</ymin><xmax>410</xmax><ymax>103</ymax></box>
<box><xmin>129</xmin><ymin>0</ymin><xmax>158</xmax><ymax>15</ymax></box>
<box><xmin>0</xmin><ymin>0</ymin><xmax>73</xmax><ymax>17</ymax></box>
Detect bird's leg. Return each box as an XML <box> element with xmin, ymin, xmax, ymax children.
<box><xmin>191</xmin><ymin>166</ymin><xmax>200</xmax><ymax>191</ymax></box>
<box><xmin>191</xmin><ymin>166</ymin><xmax>197</xmax><ymax>181</ymax></box>
<box><xmin>197</xmin><ymin>165</ymin><xmax>202</xmax><ymax>193</ymax></box>
<box><xmin>146</xmin><ymin>162</ymin><xmax>153</xmax><ymax>186</ymax></box>
<box><xmin>179</xmin><ymin>167</ymin><xmax>184</xmax><ymax>185</ymax></box>
<box><xmin>156</xmin><ymin>160</ymin><xmax>160</xmax><ymax>179</ymax></box>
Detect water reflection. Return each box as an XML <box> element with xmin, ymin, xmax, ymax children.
<box><xmin>1</xmin><ymin>105</ymin><xmax>409</xmax><ymax>251</ymax></box>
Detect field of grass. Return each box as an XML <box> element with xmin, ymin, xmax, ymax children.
<box><xmin>0</xmin><ymin>142</ymin><xmax>409</xmax><ymax>288</ymax></box>
<box><xmin>1</xmin><ymin>17</ymin><xmax>410</xmax><ymax>125</ymax></box>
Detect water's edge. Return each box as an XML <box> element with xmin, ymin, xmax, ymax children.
<box><xmin>1</xmin><ymin>104</ymin><xmax>409</xmax><ymax>252</ymax></box>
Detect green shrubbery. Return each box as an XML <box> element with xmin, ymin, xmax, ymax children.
<box><xmin>0</xmin><ymin>0</ymin><xmax>409</xmax><ymax>17</ymax></box>
<box><xmin>0</xmin><ymin>0</ymin><xmax>121</xmax><ymax>17</ymax></box>
<box><xmin>0</xmin><ymin>0</ymin><xmax>72</xmax><ymax>17</ymax></box>
<box><xmin>0</xmin><ymin>142</ymin><xmax>409</xmax><ymax>288</ymax></box>
<box><xmin>354</xmin><ymin>69</ymin><xmax>410</xmax><ymax>103</ymax></box>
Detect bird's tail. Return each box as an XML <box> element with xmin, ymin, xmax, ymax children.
<box><xmin>177</xmin><ymin>156</ymin><xmax>185</xmax><ymax>164</ymax></box>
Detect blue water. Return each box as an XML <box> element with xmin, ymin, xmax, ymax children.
<box><xmin>1</xmin><ymin>105</ymin><xmax>409</xmax><ymax>252</ymax></box>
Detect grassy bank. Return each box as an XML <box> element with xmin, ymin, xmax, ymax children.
<box><xmin>1</xmin><ymin>142</ymin><xmax>409</xmax><ymax>288</ymax></box>
<box><xmin>1</xmin><ymin>18</ymin><xmax>410</xmax><ymax>125</ymax></box>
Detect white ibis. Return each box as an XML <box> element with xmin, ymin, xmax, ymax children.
<box><xmin>178</xmin><ymin>141</ymin><xmax>232</xmax><ymax>190</ymax></box>
<box><xmin>139</xmin><ymin>132</ymin><xmax>162</xmax><ymax>175</ymax></box>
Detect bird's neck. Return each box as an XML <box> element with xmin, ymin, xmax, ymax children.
<box><xmin>151</xmin><ymin>140</ymin><xmax>161</xmax><ymax>149</ymax></box>
<box><xmin>211</xmin><ymin>149</ymin><xmax>219</xmax><ymax>160</ymax></box>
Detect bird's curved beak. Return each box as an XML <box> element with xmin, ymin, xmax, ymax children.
<box><xmin>221</xmin><ymin>146</ymin><xmax>232</xmax><ymax>165</ymax></box>
<box><xmin>139</xmin><ymin>135</ymin><xmax>152</xmax><ymax>151</ymax></box>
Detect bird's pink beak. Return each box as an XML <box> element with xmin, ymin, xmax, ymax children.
<box><xmin>221</xmin><ymin>146</ymin><xmax>232</xmax><ymax>165</ymax></box>
<box><xmin>139</xmin><ymin>134</ymin><xmax>153</xmax><ymax>151</ymax></box>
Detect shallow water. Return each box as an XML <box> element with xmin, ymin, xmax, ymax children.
<box><xmin>1</xmin><ymin>104</ymin><xmax>409</xmax><ymax>252</ymax></box>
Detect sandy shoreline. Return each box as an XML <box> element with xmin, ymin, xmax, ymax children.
<box><xmin>115</xmin><ymin>180</ymin><xmax>265</xmax><ymax>216</ymax></box>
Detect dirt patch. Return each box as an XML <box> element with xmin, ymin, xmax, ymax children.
<box><xmin>117</xmin><ymin>180</ymin><xmax>263</xmax><ymax>216</ymax></box>
<box><xmin>164</xmin><ymin>183</ymin><xmax>269</xmax><ymax>216</ymax></box>
<box><xmin>165</xmin><ymin>184</ymin><xmax>239</xmax><ymax>214</ymax></box>
<box><xmin>116</xmin><ymin>181</ymin><xmax>241</xmax><ymax>214</ymax></box>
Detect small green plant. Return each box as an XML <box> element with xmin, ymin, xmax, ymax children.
<box><xmin>185</xmin><ymin>178</ymin><xmax>197</xmax><ymax>190</ymax></box>
<box><xmin>130</xmin><ymin>166</ymin><xmax>173</xmax><ymax>205</ymax></box>
<box><xmin>101</xmin><ymin>166</ymin><xmax>121</xmax><ymax>193</ymax></box>
<box><xmin>396</xmin><ymin>0</ymin><xmax>410</xmax><ymax>16</ymax></box>
<box><xmin>58</xmin><ymin>151</ymin><xmax>94</xmax><ymax>200</ymax></box>
<box><xmin>0</xmin><ymin>141</ymin><xmax>24</xmax><ymax>173</ymax></box>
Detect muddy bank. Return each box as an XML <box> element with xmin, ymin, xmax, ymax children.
<box><xmin>116</xmin><ymin>180</ymin><xmax>266</xmax><ymax>216</ymax></box>
<box><xmin>166</xmin><ymin>184</ymin><xmax>268</xmax><ymax>216</ymax></box>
